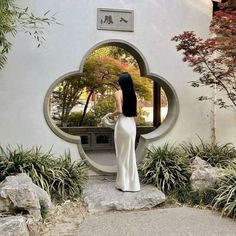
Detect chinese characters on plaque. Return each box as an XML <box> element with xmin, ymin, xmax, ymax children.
<box><xmin>97</xmin><ymin>8</ymin><xmax>134</xmax><ymax>32</ymax></box>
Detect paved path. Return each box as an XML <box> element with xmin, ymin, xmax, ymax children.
<box><xmin>76</xmin><ymin>207</ymin><xmax>236</xmax><ymax>236</ymax></box>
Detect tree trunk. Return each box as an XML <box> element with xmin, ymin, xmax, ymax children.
<box><xmin>79</xmin><ymin>90</ymin><xmax>94</xmax><ymax>126</ymax></box>
<box><xmin>211</xmin><ymin>84</ymin><xmax>216</xmax><ymax>144</ymax></box>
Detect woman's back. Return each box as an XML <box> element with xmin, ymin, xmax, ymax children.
<box><xmin>118</xmin><ymin>72</ymin><xmax>137</xmax><ymax>117</ymax></box>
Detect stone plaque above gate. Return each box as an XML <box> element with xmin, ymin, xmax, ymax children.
<box><xmin>97</xmin><ymin>8</ymin><xmax>134</xmax><ymax>32</ymax></box>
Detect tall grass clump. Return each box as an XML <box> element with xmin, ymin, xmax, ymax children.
<box><xmin>213</xmin><ymin>160</ymin><xmax>236</xmax><ymax>218</ymax></box>
<box><xmin>181</xmin><ymin>137</ymin><xmax>236</xmax><ymax>167</ymax></box>
<box><xmin>138</xmin><ymin>144</ymin><xmax>191</xmax><ymax>193</ymax></box>
<box><xmin>174</xmin><ymin>186</ymin><xmax>217</xmax><ymax>206</ymax></box>
<box><xmin>0</xmin><ymin>145</ymin><xmax>88</xmax><ymax>201</ymax></box>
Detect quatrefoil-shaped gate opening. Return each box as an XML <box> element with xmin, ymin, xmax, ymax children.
<box><xmin>43</xmin><ymin>39</ymin><xmax>179</xmax><ymax>173</ymax></box>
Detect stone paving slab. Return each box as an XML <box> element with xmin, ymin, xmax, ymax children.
<box><xmin>81</xmin><ymin>176</ymin><xmax>165</xmax><ymax>213</ymax></box>
<box><xmin>76</xmin><ymin>207</ymin><xmax>236</xmax><ymax>236</ymax></box>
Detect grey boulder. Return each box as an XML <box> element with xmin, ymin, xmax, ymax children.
<box><xmin>190</xmin><ymin>156</ymin><xmax>219</xmax><ymax>191</ymax></box>
<box><xmin>0</xmin><ymin>216</ymin><xmax>29</xmax><ymax>236</ymax></box>
<box><xmin>0</xmin><ymin>173</ymin><xmax>52</xmax><ymax>220</ymax></box>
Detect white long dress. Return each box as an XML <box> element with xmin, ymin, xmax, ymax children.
<box><xmin>114</xmin><ymin>112</ymin><xmax>141</xmax><ymax>192</ymax></box>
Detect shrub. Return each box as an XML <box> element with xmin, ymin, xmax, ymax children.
<box><xmin>177</xmin><ymin>188</ymin><xmax>217</xmax><ymax>205</ymax></box>
<box><xmin>181</xmin><ymin>137</ymin><xmax>236</xmax><ymax>168</ymax></box>
<box><xmin>138</xmin><ymin>144</ymin><xmax>191</xmax><ymax>193</ymax></box>
<box><xmin>54</xmin><ymin>152</ymin><xmax>88</xmax><ymax>200</ymax></box>
<box><xmin>68</xmin><ymin>98</ymin><xmax>152</xmax><ymax>127</ymax></box>
<box><xmin>172</xmin><ymin>186</ymin><xmax>192</xmax><ymax>203</ymax></box>
<box><xmin>213</xmin><ymin>160</ymin><xmax>236</xmax><ymax>218</ymax></box>
<box><xmin>135</xmin><ymin>107</ymin><xmax>151</xmax><ymax>126</ymax></box>
<box><xmin>67</xmin><ymin>111</ymin><xmax>97</xmax><ymax>126</ymax></box>
<box><xmin>67</xmin><ymin>98</ymin><xmax>114</xmax><ymax>127</ymax></box>
<box><xmin>0</xmin><ymin>145</ymin><xmax>88</xmax><ymax>201</ymax></box>
<box><xmin>90</xmin><ymin>97</ymin><xmax>114</xmax><ymax>123</ymax></box>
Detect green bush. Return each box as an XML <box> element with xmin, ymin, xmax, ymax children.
<box><xmin>172</xmin><ymin>186</ymin><xmax>192</xmax><ymax>203</ymax></box>
<box><xmin>175</xmin><ymin>187</ymin><xmax>217</xmax><ymax>205</ymax></box>
<box><xmin>68</xmin><ymin>111</ymin><xmax>97</xmax><ymax>126</ymax></box>
<box><xmin>138</xmin><ymin>144</ymin><xmax>191</xmax><ymax>193</ymax></box>
<box><xmin>135</xmin><ymin>107</ymin><xmax>152</xmax><ymax>126</ymax></box>
<box><xmin>139</xmin><ymin>140</ymin><xmax>236</xmax><ymax>218</ymax></box>
<box><xmin>213</xmin><ymin>160</ymin><xmax>236</xmax><ymax>218</ymax></box>
<box><xmin>67</xmin><ymin>111</ymin><xmax>82</xmax><ymax>124</ymax></box>
<box><xmin>90</xmin><ymin>97</ymin><xmax>114</xmax><ymax>123</ymax></box>
<box><xmin>181</xmin><ymin>137</ymin><xmax>236</xmax><ymax>167</ymax></box>
<box><xmin>0</xmin><ymin>146</ymin><xmax>88</xmax><ymax>201</ymax></box>
<box><xmin>68</xmin><ymin>98</ymin><xmax>152</xmax><ymax>126</ymax></box>
<box><xmin>67</xmin><ymin>98</ymin><xmax>114</xmax><ymax>127</ymax></box>
<box><xmin>201</xmin><ymin>188</ymin><xmax>218</xmax><ymax>206</ymax></box>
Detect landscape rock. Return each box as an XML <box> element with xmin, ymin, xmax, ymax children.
<box><xmin>0</xmin><ymin>215</ymin><xmax>29</xmax><ymax>236</ymax></box>
<box><xmin>190</xmin><ymin>156</ymin><xmax>219</xmax><ymax>191</ymax></box>
<box><xmin>0</xmin><ymin>173</ymin><xmax>53</xmax><ymax>235</ymax></box>
<box><xmin>0</xmin><ymin>173</ymin><xmax>53</xmax><ymax>219</ymax></box>
<box><xmin>25</xmin><ymin>216</ymin><xmax>42</xmax><ymax>236</ymax></box>
<box><xmin>33</xmin><ymin>184</ymin><xmax>53</xmax><ymax>210</ymax></box>
<box><xmin>82</xmin><ymin>176</ymin><xmax>165</xmax><ymax>212</ymax></box>
<box><xmin>0</xmin><ymin>174</ymin><xmax>41</xmax><ymax>220</ymax></box>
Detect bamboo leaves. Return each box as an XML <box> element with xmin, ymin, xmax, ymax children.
<box><xmin>0</xmin><ymin>0</ymin><xmax>58</xmax><ymax>70</ymax></box>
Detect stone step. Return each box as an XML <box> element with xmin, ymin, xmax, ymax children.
<box><xmin>81</xmin><ymin>176</ymin><xmax>165</xmax><ymax>213</ymax></box>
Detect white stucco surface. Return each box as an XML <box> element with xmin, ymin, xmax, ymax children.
<box><xmin>215</xmin><ymin>101</ymin><xmax>236</xmax><ymax>145</ymax></box>
<box><xmin>0</xmin><ymin>0</ymin><xmax>234</xmax><ymax>165</ymax></box>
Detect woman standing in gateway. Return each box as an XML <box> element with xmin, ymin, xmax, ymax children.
<box><xmin>109</xmin><ymin>72</ymin><xmax>140</xmax><ymax>192</ymax></box>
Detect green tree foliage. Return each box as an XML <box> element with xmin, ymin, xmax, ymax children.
<box><xmin>79</xmin><ymin>54</ymin><xmax>152</xmax><ymax>126</ymax></box>
<box><xmin>0</xmin><ymin>0</ymin><xmax>57</xmax><ymax>69</ymax></box>
<box><xmin>51</xmin><ymin>74</ymin><xmax>88</xmax><ymax>126</ymax></box>
<box><xmin>66</xmin><ymin>98</ymin><xmax>151</xmax><ymax>127</ymax></box>
<box><xmin>51</xmin><ymin>47</ymin><xmax>152</xmax><ymax>126</ymax></box>
<box><xmin>89</xmin><ymin>46</ymin><xmax>138</xmax><ymax>67</ymax></box>
<box><xmin>90</xmin><ymin>98</ymin><xmax>115</xmax><ymax>123</ymax></box>
<box><xmin>83</xmin><ymin>55</ymin><xmax>152</xmax><ymax>100</ymax></box>
<box><xmin>172</xmin><ymin>0</ymin><xmax>236</xmax><ymax>110</ymax></box>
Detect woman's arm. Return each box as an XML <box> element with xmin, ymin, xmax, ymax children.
<box><xmin>110</xmin><ymin>90</ymin><xmax>122</xmax><ymax>118</ymax></box>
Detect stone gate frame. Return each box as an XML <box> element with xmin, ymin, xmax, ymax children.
<box><xmin>43</xmin><ymin>39</ymin><xmax>179</xmax><ymax>173</ymax></box>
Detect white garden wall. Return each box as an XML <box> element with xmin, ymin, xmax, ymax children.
<box><xmin>0</xmin><ymin>0</ymin><xmax>234</xmax><ymax>168</ymax></box>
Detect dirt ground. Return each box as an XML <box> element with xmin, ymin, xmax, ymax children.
<box><xmin>40</xmin><ymin>199</ymin><xmax>87</xmax><ymax>236</ymax></box>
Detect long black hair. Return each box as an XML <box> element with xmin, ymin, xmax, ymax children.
<box><xmin>118</xmin><ymin>72</ymin><xmax>137</xmax><ymax>117</ymax></box>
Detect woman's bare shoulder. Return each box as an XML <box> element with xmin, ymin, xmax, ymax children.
<box><xmin>114</xmin><ymin>90</ymin><xmax>122</xmax><ymax>96</ymax></box>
